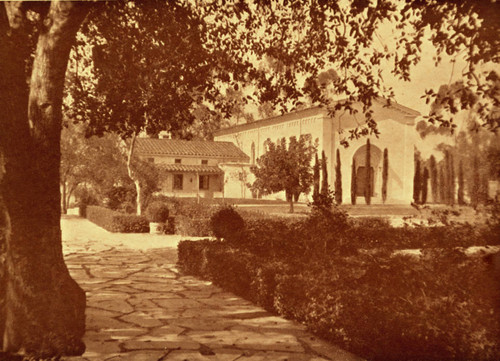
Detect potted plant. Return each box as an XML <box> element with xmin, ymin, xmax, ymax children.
<box><xmin>145</xmin><ymin>202</ymin><xmax>170</xmax><ymax>234</ymax></box>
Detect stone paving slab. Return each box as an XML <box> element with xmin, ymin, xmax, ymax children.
<box><xmin>61</xmin><ymin>216</ymin><xmax>363</xmax><ymax>361</ymax></box>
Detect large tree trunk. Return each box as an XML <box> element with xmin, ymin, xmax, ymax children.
<box><xmin>0</xmin><ymin>2</ymin><xmax>89</xmax><ymax>357</ymax></box>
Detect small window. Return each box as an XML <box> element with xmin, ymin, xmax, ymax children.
<box><xmin>175</xmin><ymin>159</ymin><xmax>182</xmax><ymax>164</ymax></box>
<box><xmin>201</xmin><ymin>159</ymin><xmax>208</xmax><ymax>165</ymax></box>
<box><xmin>173</xmin><ymin>174</ymin><xmax>183</xmax><ymax>190</ymax></box>
<box><xmin>147</xmin><ymin>158</ymin><xmax>154</xmax><ymax>163</ymax></box>
<box><xmin>199</xmin><ymin>175</ymin><xmax>209</xmax><ymax>190</ymax></box>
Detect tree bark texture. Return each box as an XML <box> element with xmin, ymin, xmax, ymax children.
<box><xmin>126</xmin><ymin>133</ymin><xmax>142</xmax><ymax>216</ymax></box>
<box><xmin>0</xmin><ymin>1</ymin><xmax>89</xmax><ymax>357</ymax></box>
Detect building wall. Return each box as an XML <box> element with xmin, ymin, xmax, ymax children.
<box><xmin>144</xmin><ymin>155</ymin><xmax>244</xmax><ymax>166</ymax></box>
<box><xmin>338</xmin><ymin>119</ymin><xmax>414</xmax><ymax>204</ymax></box>
<box><xmin>215</xmin><ymin>113</ymin><xmax>328</xmax><ymax>201</ymax></box>
<box><xmin>215</xmin><ymin>104</ymin><xmax>418</xmax><ymax>203</ymax></box>
<box><xmin>159</xmin><ymin>172</ymin><xmax>223</xmax><ymax>198</ymax></box>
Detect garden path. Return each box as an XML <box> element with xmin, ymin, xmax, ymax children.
<box><xmin>61</xmin><ymin>216</ymin><xmax>363</xmax><ymax>361</ymax></box>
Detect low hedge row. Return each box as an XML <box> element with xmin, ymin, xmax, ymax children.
<box><xmin>86</xmin><ymin>205</ymin><xmax>149</xmax><ymax>233</ymax></box>
<box><xmin>178</xmin><ymin>240</ymin><xmax>500</xmax><ymax>361</ymax></box>
<box><xmin>227</xmin><ymin>212</ymin><xmax>499</xmax><ymax>257</ymax></box>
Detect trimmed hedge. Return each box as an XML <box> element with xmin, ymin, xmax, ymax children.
<box><xmin>86</xmin><ymin>205</ymin><xmax>149</xmax><ymax>233</ymax></box>
<box><xmin>178</xmin><ymin>240</ymin><xmax>500</xmax><ymax>361</ymax></box>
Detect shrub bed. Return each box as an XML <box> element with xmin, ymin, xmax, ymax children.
<box><xmin>178</xmin><ymin>240</ymin><xmax>500</xmax><ymax>361</ymax></box>
<box><xmin>86</xmin><ymin>205</ymin><xmax>149</xmax><ymax>233</ymax></box>
<box><xmin>168</xmin><ymin>200</ymin><xmax>214</xmax><ymax>236</ymax></box>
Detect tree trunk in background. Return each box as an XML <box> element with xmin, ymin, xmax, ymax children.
<box><xmin>429</xmin><ymin>155</ymin><xmax>438</xmax><ymax>203</ymax></box>
<box><xmin>0</xmin><ymin>2</ymin><xmax>89</xmax><ymax>356</ymax></box>
<box><xmin>382</xmin><ymin>148</ymin><xmax>388</xmax><ymax>204</ymax></box>
<box><xmin>334</xmin><ymin>149</ymin><xmax>342</xmax><ymax>204</ymax></box>
<box><xmin>364</xmin><ymin>139</ymin><xmax>371</xmax><ymax>205</ymax></box>
<box><xmin>351</xmin><ymin>159</ymin><xmax>357</xmax><ymax>205</ymax></box>
<box><xmin>286</xmin><ymin>190</ymin><xmax>294</xmax><ymax>213</ymax></box>
<box><xmin>126</xmin><ymin>133</ymin><xmax>142</xmax><ymax>215</ymax></box>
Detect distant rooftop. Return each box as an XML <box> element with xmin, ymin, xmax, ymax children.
<box><xmin>134</xmin><ymin>138</ymin><xmax>249</xmax><ymax>160</ymax></box>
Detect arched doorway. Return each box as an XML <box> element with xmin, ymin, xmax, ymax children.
<box><xmin>352</xmin><ymin>143</ymin><xmax>383</xmax><ymax>198</ymax></box>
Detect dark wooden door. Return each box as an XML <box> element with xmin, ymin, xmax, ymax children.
<box><xmin>356</xmin><ymin>166</ymin><xmax>374</xmax><ymax>197</ymax></box>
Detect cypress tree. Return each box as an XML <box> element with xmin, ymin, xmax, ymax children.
<box><xmin>421</xmin><ymin>167</ymin><xmax>429</xmax><ymax>204</ymax></box>
<box><xmin>449</xmin><ymin>152</ymin><xmax>455</xmax><ymax>205</ymax></box>
<box><xmin>471</xmin><ymin>155</ymin><xmax>480</xmax><ymax>208</ymax></box>
<box><xmin>313</xmin><ymin>153</ymin><xmax>320</xmax><ymax>203</ymax></box>
<box><xmin>382</xmin><ymin>148</ymin><xmax>388</xmax><ymax>204</ymax></box>
<box><xmin>443</xmin><ymin>151</ymin><xmax>449</xmax><ymax>204</ymax></box>
<box><xmin>335</xmin><ymin>149</ymin><xmax>342</xmax><ymax>204</ymax></box>
<box><xmin>429</xmin><ymin>155</ymin><xmax>438</xmax><ymax>203</ymax></box>
<box><xmin>351</xmin><ymin>159</ymin><xmax>357</xmax><ymax>205</ymax></box>
<box><xmin>321</xmin><ymin>150</ymin><xmax>328</xmax><ymax>196</ymax></box>
<box><xmin>479</xmin><ymin>171</ymin><xmax>489</xmax><ymax>205</ymax></box>
<box><xmin>439</xmin><ymin>164</ymin><xmax>446</xmax><ymax>204</ymax></box>
<box><xmin>365</xmin><ymin>139</ymin><xmax>371</xmax><ymax>205</ymax></box>
<box><xmin>413</xmin><ymin>158</ymin><xmax>421</xmax><ymax>203</ymax></box>
<box><xmin>458</xmin><ymin>160</ymin><xmax>465</xmax><ymax>205</ymax></box>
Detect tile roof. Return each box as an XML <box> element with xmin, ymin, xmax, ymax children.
<box><xmin>157</xmin><ymin>164</ymin><xmax>223</xmax><ymax>174</ymax></box>
<box><xmin>134</xmin><ymin>138</ymin><xmax>249</xmax><ymax>160</ymax></box>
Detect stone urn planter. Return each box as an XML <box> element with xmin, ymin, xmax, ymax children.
<box><xmin>149</xmin><ymin>222</ymin><xmax>163</xmax><ymax>235</ymax></box>
<box><xmin>145</xmin><ymin>202</ymin><xmax>170</xmax><ymax>235</ymax></box>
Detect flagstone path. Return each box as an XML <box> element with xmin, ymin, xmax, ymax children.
<box><xmin>61</xmin><ymin>215</ymin><xmax>363</xmax><ymax>361</ymax></box>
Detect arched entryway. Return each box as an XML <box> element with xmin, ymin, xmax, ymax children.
<box><xmin>352</xmin><ymin>143</ymin><xmax>382</xmax><ymax>198</ymax></box>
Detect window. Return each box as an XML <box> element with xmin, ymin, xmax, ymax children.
<box><xmin>201</xmin><ymin>159</ymin><xmax>208</xmax><ymax>165</ymax></box>
<box><xmin>147</xmin><ymin>158</ymin><xmax>154</xmax><ymax>163</ymax></box>
<box><xmin>173</xmin><ymin>174</ymin><xmax>183</xmax><ymax>190</ymax></box>
<box><xmin>175</xmin><ymin>159</ymin><xmax>181</xmax><ymax>164</ymax></box>
<box><xmin>199</xmin><ymin>175</ymin><xmax>209</xmax><ymax>190</ymax></box>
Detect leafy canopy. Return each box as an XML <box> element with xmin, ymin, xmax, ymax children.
<box><xmin>66</xmin><ymin>0</ymin><xmax>499</xmax><ymax>143</ymax></box>
<box><xmin>250</xmin><ymin>135</ymin><xmax>317</xmax><ymax>199</ymax></box>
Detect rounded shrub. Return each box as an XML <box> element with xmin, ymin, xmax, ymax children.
<box><xmin>210</xmin><ymin>205</ymin><xmax>245</xmax><ymax>241</ymax></box>
<box><xmin>145</xmin><ymin>202</ymin><xmax>170</xmax><ymax>223</ymax></box>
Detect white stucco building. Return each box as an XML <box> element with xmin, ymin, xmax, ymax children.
<box><xmin>214</xmin><ymin>99</ymin><xmax>420</xmax><ymax>204</ymax></box>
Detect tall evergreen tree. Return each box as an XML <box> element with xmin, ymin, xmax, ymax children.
<box><xmin>439</xmin><ymin>164</ymin><xmax>446</xmax><ymax>204</ymax></box>
<box><xmin>365</xmin><ymin>139</ymin><xmax>371</xmax><ymax>205</ymax></box>
<box><xmin>351</xmin><ymin>159</ymin><xmax>357</xmax><ymax>205</ymax></box>
<box><xmin>429</xmin><ymin>155</ymin><xmax>438</xmax><ymax>203</ymax></box>
<box><xmin>471</xmin><ymin>155</ymin><xmax>480</xmax><ymax>208</ymax></box>
<box><xmin>382</xmin><ymin>148</ymin><xmax>388</xmax><ymax>204</ymax></box>
<box><xmin>321</xmin><ymin>150</ymin><xmax>329</xmax><ymax>197</ymax></box>
<box><xmin>421</xmin><ymin>167</ymin><xmax>429</xmax><ymax>204</ymax></box>
<box><xmin>313</xmin><ymin>153</ymin><xmax>320</xmax><ymax>203</ymax></box>
<box><xmin>449</xmin><ymin>152</ymin><xmax>455</xmax><ymax>205</ymax></box>
<box><xmin>334</xmin><ymin>149</ymin><xmax>342</xmax><ymax>204</ymax></box>
<box><xmin>458</xmin><ymin>160</ymin><xmax>465</xmax><ymax>205</ymax></box>
<box><xmin>413</xmin><ymin>158</ymin><xmax>421</xmax><ymax>203</ymax></box>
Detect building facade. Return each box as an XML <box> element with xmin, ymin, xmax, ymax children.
<box><xmin>214</xmin><ymin>99</ymin><xmax>420</xmax><ymax>204</ymax></box>
<box><xmin>134</xmin><ymin>138</ymin><xmax>250</xmax><ymax>198</ymax></box>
